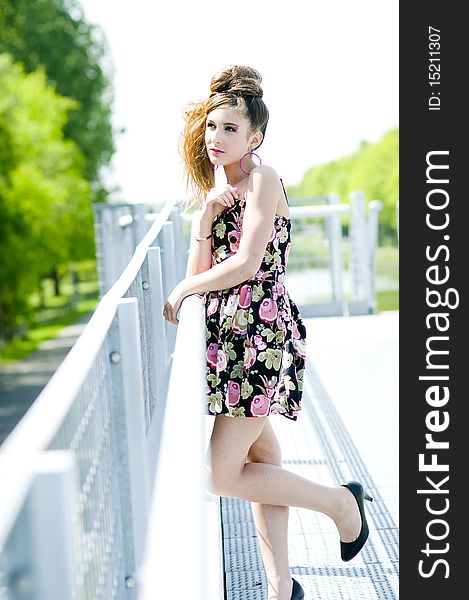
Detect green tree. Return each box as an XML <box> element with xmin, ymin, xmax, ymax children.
<box><xmin>0</xmin><ymin>54</ymin><xmax>92</xmax><ymax>339</ymax></box>
<box><xmin>0</xmin><ymin>0</ymin><xmax>115</xmax><ymax>199</ymax></box>
<box><xmin>287</xmin><ymin>128</ymin><xmax>399</xmax><ymax>238</ymax></box>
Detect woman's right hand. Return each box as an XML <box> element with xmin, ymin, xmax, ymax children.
<box><xmin>203</xmin><ymin>184</ymin><xmax>239</xmax><ymax>218</ymax></box>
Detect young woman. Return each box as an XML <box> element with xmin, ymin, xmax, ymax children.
<box><xmin>162</xmin><ymin>65</ymin><xmax>372</xmax><ymax>600</ymax></box>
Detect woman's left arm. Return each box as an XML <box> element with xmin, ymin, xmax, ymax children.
<box><xmin>163</xmin><ymin>166</ymin><xmax>281</xmax><ymax>323</ymax></box>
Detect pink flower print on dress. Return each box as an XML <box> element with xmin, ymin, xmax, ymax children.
<box><xmin>254</xmin><ymin>334</ymin><xmax>267</xmax><ymax>350</ymax></box>
<box><xmin>217</xmin><ymin>348</ymin><xmax>227</xmax><ymax>371</ymax></box>
<box><xmin>228</xmin><ymin>229</ymin><xmax>240</xmax><ymax>252</ymax></box>
<box><xmin>270</xmin><ymin>402</ymin><xmax>287</xmax><ymax>415</ymax></box>
<box><xmin>223</xmin><ymin>295</ymin><xmax>238</xmax><ymax>317</ymax></box>
<box><xmin>251</xmin><ymin>394</ymin><xmax>271</xmax><ymax>417</ymax></box>
<box><xmin>259</xmin><ymin>298</ymin><xmax>278</xmax><ymax>323</ymax></box>
<box><xmin>253</xmin><ymin>269</ymin><xmax>267</xmax><ymax>282</ymax></box>
<box><xmin>243</xmin><ymin>345</ymin><xmax>257</xmax><ymax>370</ymax></box>
<box><xmin>207</xmin><ymin>296</ymin><xmax>219</xmax><ymax>316</ymax></box>
<box><xmin>291</xmin><ymin>319</ymin><xmax>301</xmax><ymax>340</ymax></box>
<box><xmin>268</xmin><ymin>226</ymin><xmax>276</xmax><ymax>242</ymax></box>
<box><xmin>227</xmin><ymin>380</ymin><xmax>241</xmax><ymax>406</ymax></box>
<box><xmin>207</xmin><ymin>343</ymin><xmax>218</xmax><ymax>368</ymax></box>
<box><xmin>265</xmin><ymin>376</ymin><xmax>278</xmax><ymax>398</ymax></box>
<box><xmin>238</xmin><ymin>285</ymin><xmax>252</xmax><ymax>309</ymax></box>
<box><xmin>275</xmin><ymin>281</ymin><xmax>285</xmax><ymax>297</ymax></box>
<box><xmin>276</xmin><ymin>315</ymin><xmax>287</xmax><ymax>336</ymax></box>
<box><xmin>284</xmin><ymin>242</ymin><xmax>291</xmax><ymax>265</ymax></box>
<box><xmin>232</xmin><ymin>309</ymin><xmax>248</xmax><ymax>335</ymax></box>
<box><xmin>292</xmin><ymin>337</ymin><xmax>307</xmax><ymax>359</ymax></box>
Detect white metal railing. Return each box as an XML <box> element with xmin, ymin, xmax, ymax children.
<box><xmin>0</xmin><ymin>198</ymin><xmax>187</xmax><ymax>600</ymax></box>
<box><xmin>135</xmin><ymin>216</ymin><xmax>224</xmax><ymax>600</ymax></box>
<box><xmin>272</xmin><ymin>192</ymin><xmax>383</xmax><ymax>316</ymax></box>
<box><xmin>0</xmin><ymin>189</ymin><xmax>384</xmax><ymax>600</ymax></box>
<box><xmin>95</xmin><ymin>193</ymin><xmax>383</xmax><ymax>318</ymax></box>
<box><xmin>135</xmin><ymin>294</ymin><xmax>213</xmax><ymax>600</ymax></box>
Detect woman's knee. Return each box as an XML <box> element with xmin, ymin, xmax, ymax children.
<box><xmin>207</xmin><ymin>448</ymin><xmax>246</xmax><ymax>497</ymax></box>
<box><xmin>208</xmin><ymin>462</ymin><xmax>236</xmax><ymax>497</ymax></box>
<box><xmin>207</xmin><ymin>414</ymin><xmax>267</xmax><ymax>496</ymax></box>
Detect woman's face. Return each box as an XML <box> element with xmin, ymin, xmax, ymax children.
<box><xmin>204</xmin><ymin>107</ymin><xmax>260</xmax><ymax>168</ymax></box>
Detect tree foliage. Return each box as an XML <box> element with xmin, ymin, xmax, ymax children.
<box><xmin>0</xmin><ymin>0</ymin><xmax>115</xmax><ymax>196</ymax></box>
<box><xmin>0</xmin><ymin>0</ymin><xmax>116</xmax><ymax>340</ymax></box>
<box><xmin>287</xmin><ymin>128</ymin><xmax>399</xmax><ymax>237</ymax></box>
<box><xmin>0</xmin><ymin>54</ymin><xmax>93</xmax><ymax>339</ymax></box>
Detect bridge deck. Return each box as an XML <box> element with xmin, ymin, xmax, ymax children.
<box><xmin>208</xmin><ymin>311</ymin><xmax>399</xmax><ymax>599</ymax></box>
<box><xmin>1</xmin><ymin>310</ymin><xmax>398</xmax><ymax>599</ymax></box>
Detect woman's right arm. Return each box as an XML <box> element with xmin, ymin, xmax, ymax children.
<box><xmin>185</xmin><ymin>184</ymin><xmax>239</xmax><ymax>277</ymax></box>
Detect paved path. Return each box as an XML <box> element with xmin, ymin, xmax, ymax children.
<box><xmin>219</xmin><ymin>311</ymin><xmax>399</xmax><ymax>599</ymax></box>
<box><xmin>0</xmin><ymin>312</ymin><xmax>93</xmax><ymax>447</ymax></box>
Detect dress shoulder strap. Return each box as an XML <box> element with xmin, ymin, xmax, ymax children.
<box><xmin>280</xmin><ymin>178</ymin><xmax>290</xmax><ymax>205</ymax></box>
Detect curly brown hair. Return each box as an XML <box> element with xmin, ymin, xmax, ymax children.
<box><xmin>179</xmin><ymin>65</ymin><xmax>269</xmax><ymax>210</ymax></box>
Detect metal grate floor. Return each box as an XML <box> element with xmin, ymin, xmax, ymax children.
<box><xmin>221</xmin><ymin>315</ymin><xmax>399</xmax><ymax>599</ymax></box>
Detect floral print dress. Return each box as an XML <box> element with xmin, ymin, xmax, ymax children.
<box><xmin>205</xmin><ymin>179</ymin><xmax>307</xmax><ymax>420</ymax></box>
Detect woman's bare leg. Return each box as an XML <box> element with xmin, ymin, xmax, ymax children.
<box><xmin>208</xmin><ymin>414</ymin><xmax>362</xmax><ymax>546</ymax></box>
<box><xmin>246</xmin><ymin>419</ymin><xmax>292</xmax><ymax>600</ymax></box>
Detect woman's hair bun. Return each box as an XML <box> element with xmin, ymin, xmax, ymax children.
<box><xmin>209</xmin><ymin>65</ymin><xmax>263</xmax><ymax>98</ymax></box>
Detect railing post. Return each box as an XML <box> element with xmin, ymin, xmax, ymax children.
<box><xmin>327</xmin><ymin>194</ymin><xmax>346</xmax><ymax>314</ymax></box>
<box><xmin>146</xmin><ymin>246</ymin><xmax>168</xmax><ymax>396</ymax></box>
<box><xmin>136</xmin><ymin>296</ymin><xmax>207</xmax><ymax>599</ymax></box>
<box><xmin>116</xmin><ymin>298</ymin><xmax>151</xmax><ymax>570</ymax></box>
<box><xmin>93</xmin><ymin>204</ymin><xmax>148</xmax><ymax>296</ymax></box>
<box><xmin>170</xmin><ymin>208</ymin><xmax>186</xmax><ymax>282</ymax></box>
<box><xmin>396</xmin><ymin>201</ymin><xmax>399</xmax><ymax>247</ymax></box>
<box><xmin>349</xmin><ymin>191</ymin><xmax>373</xmax><ymax>314</ymax></box>
<box><xmin>139</xmin><ymin>253</ymin><xmax>159</xmax><ymax>430</ymax></box>
<box><xmin>131</xmin><ymin>204</ymin><xmax>149</xmax><ymax>249</ymax></box>
<box><xmin>141</xmin><ymin>246</ymin><xmax>171</xmax><ymax>483</ymax></box>
<box><xmin>162</xmin><ymin>221</ymin><xmax>177</xmax><ymax>353</ymax></box>
<box><xmin>162</xmin><ymin>221</ymin><xmax>177</xmax><ymax>297</ymax></box>
<box><xmin>367</xmin><ymin>200</ymin><xmax>384</xmax><ymax>312</ymax></box>
<box><xmin>180</xmin><ymin>212</ymin><xmax>194</xmax><ymax>275</ymax></box>
<box><xmin>93</xmin><ymin>204</ymin><xmax>112</xmax><ymax>297</ymax></box>
<box><xmin>28</xmin><ymin>450</ymin><xmax>80</xmax><ymax>600</ymax></box>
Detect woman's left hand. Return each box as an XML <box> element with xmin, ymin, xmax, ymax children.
<box><xmin>162</xmin><ymin>286</ymin><xmax>185</xmax><ymax>325</ymax></box>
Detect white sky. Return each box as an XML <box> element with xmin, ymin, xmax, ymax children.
<box><xmin>79</xmin><ymin>0</ymin><xmax>398</xmax><ymax>206</ymax></box>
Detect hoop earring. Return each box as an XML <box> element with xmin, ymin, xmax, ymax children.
<box><xmin>240</xmin><ymin>151</ymin><xmax>262</xmax><ymax>175</ymax></box>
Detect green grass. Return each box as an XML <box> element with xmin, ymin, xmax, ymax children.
<box><xmin>0</xmin><ymin>261</ymin><xmax>100</xmax><ymax>364</ymax></box>
<box><xmin>289</xmin><ymin>238</ymin><xmax>399</xmax><ymax>311</ymax></box>
<box><xmin>292</xmin><ymin>236</ymin><xmax>399</xmax><ymax>270</ymax></box>
<box><xmin>375</xmin><ymin>245</ymin><xmax>399</xmax><ymax>280</ymax></box>
<box><xmin>0</xmin><ymin>298</ymin><xmax>98</xmax><ymax>364</ymax></box>
<box><xmin>375</xmin><ymin>246</ymin><xmax>399</xmax><ymax>311</ymax></box>
<box><xmin>376</xmin><ymin>290</ymin><xmax>399</xmax><ymax>312</ymax></box>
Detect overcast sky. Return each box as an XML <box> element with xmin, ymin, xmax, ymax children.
<box><xmin>79</xmin><ymin>0</ymin><xmax>398</xmax><ymax>205</ymax></box>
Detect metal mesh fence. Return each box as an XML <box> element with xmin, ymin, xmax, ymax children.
<box><xmin>48</xmin><ymin>328</ymin><xmax>127</xmax><ymax>600</ymax></box>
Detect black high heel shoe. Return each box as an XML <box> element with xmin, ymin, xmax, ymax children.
<box><xmin>340</xmin><ymin>480</ymin><xmax>373</xmax><ymax>562</ymax></box>
<box><xmin>291</xmin><ymin>578</ymin><xmax>305</xmax><ymax>600</ymax></box>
